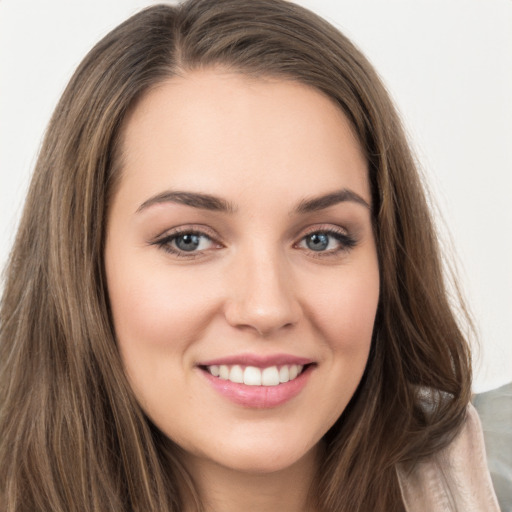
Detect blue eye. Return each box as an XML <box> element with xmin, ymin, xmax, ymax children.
<box><xmin>305</xmin><ymin>233</ymin><xmax>330</xmax><ymax>251</ymax></box>
<box><xmin>298</xmin><ymin>230</ymin><xmax>356</xmax><ymax>253</ymax></box>
<box><xmin>174</xmin><ymin>233</ymin><xmax>202</xmax><ymax>252</ymax></box>
<box><xmin>154</xmin><ymin>230</ymin><xmax>216</xmax><ymax>256</ymax></box>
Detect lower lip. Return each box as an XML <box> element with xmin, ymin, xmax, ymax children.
<box><xmin>200</xmin><ymin>365</ymin><xmax>313</xmax><ymax>409</ymax></box>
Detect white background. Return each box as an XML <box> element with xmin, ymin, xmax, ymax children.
<box><xmin>1</xmin><ymin>0</ymin><xmax>511</xmax><ymax>392</ymax></box>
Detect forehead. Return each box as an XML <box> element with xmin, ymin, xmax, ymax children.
<box><xmin>116</xmin><ymin>69</ymin><xmax>370</xmax><ymax>210</ymax></box>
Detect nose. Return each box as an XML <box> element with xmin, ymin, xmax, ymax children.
<box><xmin>223</xmin><ymin>247</ymin><xmax>302</xmax><ymax>337</ymax></box>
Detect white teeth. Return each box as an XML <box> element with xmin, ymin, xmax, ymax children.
<box><xmin>206</xmin><ymin>363</ymin><xmax>307</xmax><ymax>386</ymax></box>
<box><xmin>219</xmin><ymin>365</ymin><xmax>229</xmax><ymax>380</ymax></box>
<box><xmin>229</xmin><ymin>365</ymin><xmax>244</xmax><ymax>383</ymax></box>
<box><xmin>244</xmin><ymin>366</ymin><xmax>262</xmax><ymax>386</ymax></box>
<box><xmin>261</xmin><ymin>366</ymin><xmax>280</xmax><ymax>386</ymax></box>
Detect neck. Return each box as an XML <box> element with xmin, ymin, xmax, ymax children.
<box><xmin>181</xmin><ymin>445</ymin><xmax>322</xmax><ymax>512</ymax></box>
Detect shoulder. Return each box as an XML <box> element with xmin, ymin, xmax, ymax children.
<box><xmin>396</xmin><ymin>403</ymin><xmax>500</xmax><ymax>512</ymax></box>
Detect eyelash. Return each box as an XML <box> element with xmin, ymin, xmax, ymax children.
<box><xmin>296</xmin><ymin>227</ymin><xmax>357</xmax><ymax>257</ymax></box>
<box><xmin>151</xmin><ymin>227</ymin><xmax>219</xmax><ymax>259</ymax></box>
<box><xmin>151</xmin><ymin>226</ymin><xmax>357</xmax><ymax>259</ymax></box>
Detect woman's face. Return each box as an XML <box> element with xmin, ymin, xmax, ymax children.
<box><xmin>105</xmin><ymin>70</ymin><xmax>379</xmax><ymax>475</ymax></box>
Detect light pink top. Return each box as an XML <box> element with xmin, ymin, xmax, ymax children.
<box><xmin>397</xmin><ymin>404</ymin><xmax>500</xmax><ymax>511</ymax></box>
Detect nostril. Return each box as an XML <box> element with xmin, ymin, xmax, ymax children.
<box><xmin>223</xmin><ymin>295</ymin><xmax>302</xmax><ymax>337</ymax></box>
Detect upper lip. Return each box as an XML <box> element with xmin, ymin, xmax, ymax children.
<box><xmin>197</xmin><ymin>353</ymin><xmax>315</xmax><ymax>368</ymax></box>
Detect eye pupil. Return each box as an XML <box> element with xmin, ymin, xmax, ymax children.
<box><xmin>306</xmin><ymin>233</ymin><xmax>329</xmax><ymax>251</ymax></box>
<box><xmin>175</xmin><ymin>234</ymin><xmax>200</xmax><ymax>251</ymax></box>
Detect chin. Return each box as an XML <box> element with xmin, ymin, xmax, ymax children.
<box><xmin>187</xmin><ymin>433</ymin><xmax>320</xmax><ymax>476</ymax></box>
<box><xmin>223</xmin><ymin>452</ymin><xmax>304</xmax><ymax>475</ymax></box>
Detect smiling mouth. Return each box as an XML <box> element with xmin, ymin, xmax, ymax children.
<box><xmin>200</xmin><ymin>364</ymin><xmax>311</xmax><ymax>386</ymax></box>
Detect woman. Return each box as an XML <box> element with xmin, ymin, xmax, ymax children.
<box><xmin>0</xmin><ymin>1</ymin><xmax>499</xmax><ymax>510</ymax></box>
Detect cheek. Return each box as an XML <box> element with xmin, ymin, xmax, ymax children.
<box><xmin>291</xmin><ymin>263</ymin><xmax>379</xmax><ymax>437</ymax></box>
<box><xmin>305</xmin><ymin>262</ymin><xmax>379</xmax><ymax>353</ymax></box>
<box><xmin>105</xmin><ymin>256</ymin><xmax>223</xmax><ymax>420</ymax></box>
<box><xmin>106</xmin><ymin>251</ymin><xmax>222</xmax><ymax>361</ymax></box>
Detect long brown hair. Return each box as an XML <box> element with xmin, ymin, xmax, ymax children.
<box><xmin>0</xmin><ymin>1</ymin><xmax>472</xmax><ymax>510</ymax></box>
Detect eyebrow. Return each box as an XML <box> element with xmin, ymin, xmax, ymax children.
<box><xmin>136</xmin><ymin>188</ymin><xmax>370</xmax><ymax>215</ymax></box>
<box><xmin>294</xmin><ymin>189</ymin><xmax>371</xmax><ymax>214</ymax></box>
<box><xmin>136</xmin><ymin>191</ymin><xmax>237</xmax><ymax>214</ymax></box>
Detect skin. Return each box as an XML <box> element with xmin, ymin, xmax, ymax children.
<box><xmin>105</xmin><ymin>69</ymin><xmax>380</xmax><ymax>512</ymax></box>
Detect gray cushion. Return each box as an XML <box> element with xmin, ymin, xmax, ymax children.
<box><xmin>473</xmin><ymin>381</ymin><xmax>512</xmax><ymax>512</ymax></box>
